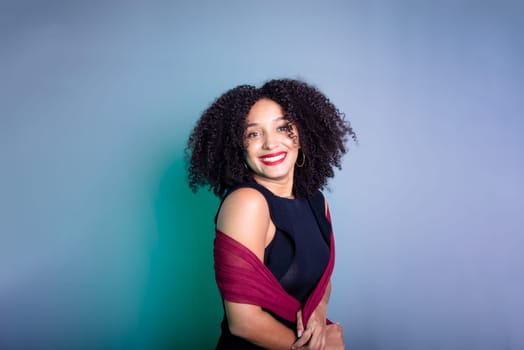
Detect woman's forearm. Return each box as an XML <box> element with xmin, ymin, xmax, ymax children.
<box><xmin>225</xmin><ymin>301</ymin><xmax>297</xmax><ymax>350</ymax></box>
<box><xmin>320</xmin><ymin>281</ymin><xmax>332</xmax><ymax>307</ymax></box>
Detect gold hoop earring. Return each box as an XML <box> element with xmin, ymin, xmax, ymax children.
<box><xmin>296</xmin><ymin>150</ymin><xmax>305</xmax><ymax>167</ymax></box>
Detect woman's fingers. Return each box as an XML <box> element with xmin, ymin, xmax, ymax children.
<box><xmin>325</xmin><ymin>323</ymin><xmax>345</xmax><ymax>350</ymax></box>
<box><xmin>291</xmin><ymin>326</ymin><xmax>313</xmax><ymax>349</ymax></box>
<box><xmin>307</xmin><ymin>326</ymin><xmax>327</xmax><ymax>350</ymax></box>
<box><xmin>296</xmin><ymin>310</ymin><xmax>304</xmax><ymax>338</ymax></box>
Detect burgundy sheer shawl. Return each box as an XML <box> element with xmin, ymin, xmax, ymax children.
<box><xmin>213</xmin><ymin>210</ymin><xmax>335</xmax><ymax>327</ymax></box>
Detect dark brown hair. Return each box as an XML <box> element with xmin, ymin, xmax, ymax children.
<box><xmin>185</xmin><ymin>79</ymin><xmax>356</xmax><ymax>198</ymax></box>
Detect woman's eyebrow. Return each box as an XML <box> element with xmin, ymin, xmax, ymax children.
<box><xmin>245</xmin><ymin>116</ymin><xmax>286</xmax><ymax>128</ymax></box>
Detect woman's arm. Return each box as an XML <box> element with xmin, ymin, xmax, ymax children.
<box><xmin>225</xmin><ymin>302</ymin><xmax>298</xmax><ymax>349</ymax></box>
<box><xmin>293</xmin><ymin>198</ymin><xmax>335</xmax><ymax>350</ymax></box>
<box><xmin>293</xmin><ymin>281</ymin><xmax>331</xmax><ymax>350</ymax></box>
<box><xmin>216</xmin><ymin>187</ymin><xmax>297</xmax><ymax>349</ymax></box>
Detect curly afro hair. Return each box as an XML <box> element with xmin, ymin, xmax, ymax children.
<box><xmin>185</xmin><ymin>78</ymin><xmax>356</xmax><ymax>198</ymax></box>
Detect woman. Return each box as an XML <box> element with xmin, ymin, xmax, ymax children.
<box><xmin>186</xmin><ymin>79</ymin><xmax>355</xmax><ymax>349</ymax></box>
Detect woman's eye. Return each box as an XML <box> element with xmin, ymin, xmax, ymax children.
<box><xmin>277</xmin><ymin>123</ymin><xmax>292</xmax><ymax>132</ymax></box>
<box><xmin>245</xmin><ymin>131</ymin><xmax>259</xmax><ymax>139</ymax></box>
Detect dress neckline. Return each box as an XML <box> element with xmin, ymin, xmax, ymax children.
<box><xmin>251</xmin><ymin>181</ymin><xmax>299</xmax><ymax>201</ymax></box>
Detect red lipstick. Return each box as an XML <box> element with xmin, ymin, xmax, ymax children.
<box><xmin>259</xmin><ymin>152</ymin><xmax>287</xmax><ymax>166</ymax></box>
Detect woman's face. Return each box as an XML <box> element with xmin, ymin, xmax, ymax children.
<box><xmin>243</xmin><ymin>98</ymin><xmax>300</xmax><ymax>187</ymax></box>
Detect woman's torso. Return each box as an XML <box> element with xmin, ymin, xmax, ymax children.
<box><xmin>215</xmin><ymin>182</ymin><xmax>331</xmax><ymax>349</ymax></box>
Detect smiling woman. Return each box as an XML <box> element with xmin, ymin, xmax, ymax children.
<box><xmin>244</xmin><ymin>99</ymin><xmax>301</xmax><ymax>192</ymax></box>
<box><xmin>185</xmin><ymin>79</ymin><xmax>356</xmax><ymax>349</ymax></box>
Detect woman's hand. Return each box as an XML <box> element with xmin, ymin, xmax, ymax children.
<box><xmin>292</xmin><ymin>320</ymin><xmax>345</xmax><ymax>350</ymax></box>
<box><xmin>292</xmin><ymin>305</ymin><xmax>328</xmax><ymax>350</ymax></box>
<box><xmin>325</xmin><ymin>323</ymin><xmax>345</xmax><ymax>350</ymax></box>
<box><xmin>291</xmin><ymin>308</ymin><xmax>346</xmax><ymax>350</ymax></box>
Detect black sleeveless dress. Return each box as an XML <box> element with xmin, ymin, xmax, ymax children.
<box><xmin>215</xmin><ymin>182</ymin><xmax>332</xmax><ymax>349</ymax></box>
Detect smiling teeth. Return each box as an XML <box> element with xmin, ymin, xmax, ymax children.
<box><xmin>262</xmin><ymin>154</ymin><xmax>285</xmax><ymax>162</ymax></box>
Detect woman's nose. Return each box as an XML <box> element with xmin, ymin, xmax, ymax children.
<box><xmin>262</xmin><ymin>132</ymin><xmax>277</xmax><ymax>150</ymax></box>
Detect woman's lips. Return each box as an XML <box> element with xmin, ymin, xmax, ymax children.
<box><xmin>259</xmin><ymin>152</ymin><xmax>287</xmax><ymax>166</ymax></box>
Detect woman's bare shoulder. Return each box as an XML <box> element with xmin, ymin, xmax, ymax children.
<box><xmin>216</xmin><ymin>187</ymin><xmax>270</xmax><ymax>260</ymax></box>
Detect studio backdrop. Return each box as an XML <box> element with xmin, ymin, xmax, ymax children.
<box><xmin>1</xmin><ymin>1</ymin><xmax>523</xmax><ymax>349</ymax></box>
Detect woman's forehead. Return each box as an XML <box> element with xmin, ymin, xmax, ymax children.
<box><xmin>245</xmin><ymin>99</ymin><xmax>286</xmax><ymax>125</ymax></box>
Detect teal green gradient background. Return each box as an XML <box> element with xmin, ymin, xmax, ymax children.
<box><xmin>137</xmin><ymin>156</ymin><xmax>220</xmax><ymax>348</ymax></box>
<box><xmin>1</xmin><ymin>1</ymin><xmax>523</xmax><ymax>349</ymax></box>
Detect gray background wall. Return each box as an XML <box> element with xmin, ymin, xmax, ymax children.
<box><xmin>1</xmin><ymin>0</ymin><xmax>523</xmax><ymax>349</ymax></box>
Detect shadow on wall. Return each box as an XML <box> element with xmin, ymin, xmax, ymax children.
<box><xmin>133</xmin><ymin>153</ymin><xmax>220</xmax><ymax>349</ymax></box>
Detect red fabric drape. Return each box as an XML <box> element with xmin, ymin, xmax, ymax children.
<box><xmin>214</xmin><ymin>208</ymin><xmax>335</xmax><ymax>327</ymax></box>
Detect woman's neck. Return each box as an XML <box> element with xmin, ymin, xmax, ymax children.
<box><xmin>252</xmin><ymin>176</ymin><xmax>294</xmax><ymax>199</ymax></box>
